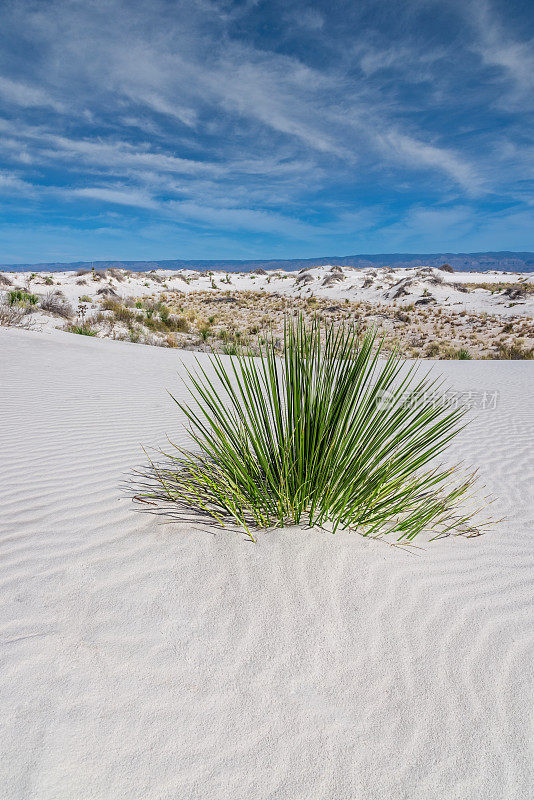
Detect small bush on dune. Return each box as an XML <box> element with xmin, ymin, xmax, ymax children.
<box><xmin>167</xmin><ymin>314</ymin><xmax>189</xmax><ymax>333</ymax></box>
<box><xmin>114</xmin><ymin>305</ymin><xmax>135</xmax><ymax>324</ymax></box>
<box><xmin>199</xmin><ymin>324</ymin><xmax>211</xmax><ymax>342</ymax></box>
<box><xmin>0</xmin><ymin>300</ymin><xmax>33</xmax><ymax>328</ymax></box>
<box><xmin>456</xmin><ymin>348</ymin><xmax>472</xmax><ymax>360</ymax></box>
<box><xmin>107</xmin><ymin>268</ymin><xmax>125</xmax><ymax>282</ymax></box>
<box><xmin>8</xmin><ymin>289</ymin><xmax>38</xmax><ymax>306</ymax></box>
<box><xmin>496</xmin><ymin>342</ymin><xmax>534</xmax><ymax>360</ymax></box>
<box><xmin>137</xmin><ymin>316</ymin><xmax>489</xmax><ymax>543</ymax></box>
<box><xmin>67</xmin><ymin>324</ymin><xmax>97</xmax><ymax>336</ymax></box>
<box><xmin>40</xmin><ymin>290</ymin><xmax>73</xmax><ymax>318</ymax></box>
<box><xmin>64</xmin><ymin>301</ymin><xmax>98</xmax><ymax>336</ymax></box>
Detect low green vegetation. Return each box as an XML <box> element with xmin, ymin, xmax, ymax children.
<box><xmin>68</xmin><ymin>324</ymin><xmax>97</xmax><ymax>336</ymax></box>
<box><xmin>138</xmin><ymin>316</ymin><xmax>488</xmax><ymax>542</ymax></box>
<box><xmin>8</xmin><ymin>289</ymin><xmax>38</xmax><ymax>306</ymax></box>
<box><xmin>456</xmin><ymin>348</ymin><xmax>472</xmax><ymax>360</ymax></box>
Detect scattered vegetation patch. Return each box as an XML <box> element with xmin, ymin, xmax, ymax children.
<box><xmin>462</xmin><ymin>281</ymin><xmax>534</xmax><ymax>295</ymax></box>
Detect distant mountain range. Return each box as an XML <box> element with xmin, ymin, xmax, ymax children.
<box><xmin>2</xmin><ymin>251</ymin><xmax>534</xmax><ymax>273</ymax></box>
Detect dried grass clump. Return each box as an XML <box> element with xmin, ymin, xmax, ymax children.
<box><xmin>0</xmin><ymin>300</ymin><xmax>33</xmax><ymax>328</ymax></box>
<box><xmin>40</xmin><ymin>291</ymin><xmax>73</xmax><ymax>319</ymax></box>
<box><xmin>107</xmin><ymin>268</ymin><xmax>126</xmax><ymax>282</ymax></box>
<box><xmin>496</xmin><ymin>342</ymin><xmax>534</xmax><ymax>360</ymax></box>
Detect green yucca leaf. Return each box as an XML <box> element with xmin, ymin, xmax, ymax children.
<box><xmin>137</xmin><ymin>315</ymin><xmax>491</xmax><ymax>542</ymax></box>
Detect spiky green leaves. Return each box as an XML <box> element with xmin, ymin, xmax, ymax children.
<box><xmin>139</xmin><ymin>316</ymin><xmax>487</xmax><ymax>542</ymax></box>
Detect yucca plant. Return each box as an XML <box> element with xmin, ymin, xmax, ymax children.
<box><xmin>137</xmin><ymin>316</ymin><xmax>488</xmax><ymax>542</ymax></box>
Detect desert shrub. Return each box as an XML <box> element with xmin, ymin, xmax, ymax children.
<box><xmin>114</xmin><ymin>305</ymin><xmax>135</xmax><ymax>324</ymax></box>
<box><xmin>67</xmin><ymin>324</ymin><xmax>97</xmax><ymax>336</ymax></box>
<box><xmin>496</xmin><ymin>342</ymin><xmax>534</xmax><ymax>360</ymax></box>
<box><xmin>161</xmin><ymin>312</ymin><xmax>189</xmax><ymax>333</ymax></box>
<box><xmin>91</xmin><ymin>311</ymin><xmax>109</xmax><ymax>326</ymax></box>
<box><xmin>101</xmin><ymin>298</ymin><xmax>119</xmax><ymax>311</ymax></box>
<box><xmin>0</xmin><ymin>300</ymin><xmax>32</xmax><ymax>327</ymax></box>
<box><xmin>40</xmin><ymin>291</ymin><xmax>73</xmax><ymax>319</ymax></box>
<box><xmin>199</xmin><ymin>325</ymin><xmax>211</xmax><ymax>341</ymax></box>
<box><xmin>137</xmin><ymin>316</ymin><xmax>488</xmax><ymax>542</ymax></box>
<box><xmin>79</xmin><ymin>295</ymin><xmax>92</xmax><ymax>302</ymax></box>
<box><xmin>8</xmin><ymin>289</ymin><xmax>39</xmax><ymax>306</ymax></box>
<box><xmin>101</xmin><ymin>299</ymin><xmax>134</xmax><ymax>323</ymax></box>
<box><xmin>159</xmin><ymin>305</ymin><xmax>170</xmax><ymax>324</ymax></box>
<box><xmin>425</xmin><ymin>342</ymin><xmax>441</xmax><ymax>357</ymax></box>
<box><xmin>456</xmin><ymin>348</ymin><xmax>472</xmax><ymax>360</ymax></box>
<box><xmin>107</xmin><ymin>268</ymin><xmax>125</xmax><ymax>282</ymax></box>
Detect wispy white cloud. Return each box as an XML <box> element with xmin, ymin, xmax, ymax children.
<box><xmin>0</xmin><ymin>76</ymin><xmax>64</xmax><ymax>111</ymax></box>
<box><xmin>0</xmin><ymin>0</ymin><xmax>532</xmax><ymax>257</ymax></box>
<box><xmin>69</xmin><ymin>186</ymin><xmax>158</xmax><ymax>209</ymax></box>
<box><xmin>0</xmin><ymin>170</ymin><xmax>36</xmax><ymax>194</ymax></box>
<box><xmin>469</xmin><ymin>0</ymin><xmax>534</xmax><ymax>108</ymax></box>
<box><xmin>376</xmin><ymin>131</ymin><xmax>481</xmax><ymax>193</ymax></box>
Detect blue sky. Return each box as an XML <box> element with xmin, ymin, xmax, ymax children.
<box><xmin>0</xmin><ymin>0</ymin><xmax>533</xmax><ymax>263</ymax></box>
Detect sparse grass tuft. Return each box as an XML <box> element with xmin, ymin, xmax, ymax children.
<box><xmin>68</xmin><ymin>324</ymin><xmax>97</xmax><ymax>336</ymax></box>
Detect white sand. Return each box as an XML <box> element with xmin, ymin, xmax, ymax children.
<box><xmin>3</xmin><ymin>265</ymin><xmax>534</xmax><ymax>330</ymax></box>
<box><xmin>1</xmin><ymin>327</ymin><xmax>533</xmax><ymax>799</ymax></box>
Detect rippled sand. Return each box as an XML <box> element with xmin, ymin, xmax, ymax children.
<box><xmin>1</xmin><ymin>328</ymin><xmax>533</xmax><ymax>799</ymax></box>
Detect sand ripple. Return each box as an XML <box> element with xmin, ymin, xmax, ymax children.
<box><xmin>1</xmin><ymin>329</ymin><xmax>533</xmax><ymax>799</ymax></box>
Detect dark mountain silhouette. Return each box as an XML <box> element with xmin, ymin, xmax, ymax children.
<box><xmin>2</xmin><ymin>251</ymin><xmax>534</xmax><ymax>273</ymax></box>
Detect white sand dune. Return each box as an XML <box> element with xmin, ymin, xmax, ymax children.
<box><xmin>1</xmin><ymin>328</ymin><xmax>533</xmax><ymax>799</ymax></box>
<box><xmin>3</xmin><ymin>264</ymin><xmax>534</xmax><ymax>324</ymax></box>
